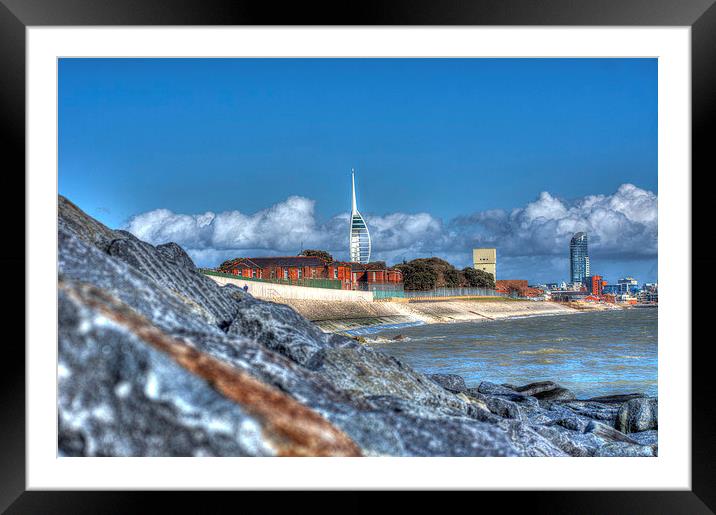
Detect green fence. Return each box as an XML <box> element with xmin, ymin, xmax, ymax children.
<box><xmin>365</xmin><ymin>284</ymin><xmax>405</xmax><ymax>299</ymax></box>
<box><xmin>200</xmin><ymin>269</ymin><xmax>343</xmax><ymax>290</ymax></box>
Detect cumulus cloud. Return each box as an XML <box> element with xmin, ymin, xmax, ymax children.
<box><xmin>124</xmin><ymin>183</ymin><xmax>657</xmax><ymax>280</ymax></box>
<box><xmin>452</xmin><ymin>183</ymin><xmax>658</xmax><ymax>261</ymax></box>
<box><xmin>125</xmin><ymin>196</ymin><xmax>444</xmax><ymax>264</ymax></box>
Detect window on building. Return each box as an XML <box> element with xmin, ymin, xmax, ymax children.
<box><xmin>252</xmin><ymin>269</ymin><xmax>257</xmax><ymax>278</ymax></box>
<box><xmin>334</xmin><ymin>268</ymin><xmax>338</xmax><ymax>279</ymax></box>
<box><xmin>298</xmin><ymin>268</ymin><xmax>303</xmax><ymax>279</ymax></box>
<box><xmin>372</xmin><ymin>271</ymin><xmax>376</xmax><ymax>282</ymax></box>
<box><xmin>284</xmin><ymin>268</ymin><xmax>289</xmax><ymax>280</ymax></box>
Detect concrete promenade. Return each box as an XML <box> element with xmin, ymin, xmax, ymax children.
<box><xmin>206</xmin><ymin>274</ymin><xmax>375</xmax><ymax>302</ymax></box>
<box><xmin>281</xmin><ymin>298</ymin><xmax>578</xmax><ymax>332</ymax></box>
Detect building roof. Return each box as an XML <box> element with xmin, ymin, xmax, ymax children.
<box><xmin>236</xmin><ymin>256</ymin><xmax>328</xmax><ymax>268</ymax></box>
<box><xmin>350</xmin><ymin>262</ymin><xmax>402</xmax><ymax>273</ymax></box>
<box><xmin>570</xmin><ymin>232</ymin><xmax>588</xmax><ymax>243</ymax></box>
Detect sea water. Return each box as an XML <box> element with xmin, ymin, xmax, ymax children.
<box><xmin>367</xmin><ymin>308</ymin><xmax>657</xmax><ymax>398</ymax></box>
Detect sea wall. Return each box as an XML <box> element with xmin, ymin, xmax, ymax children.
<box><xmin>206</xmin><ymin>274</ymin><xmax>374</xmax><ymax>302</ymax></box>
<box><xmin>281</xmin><ymin>298</ymin><xmax>578</xmax><ymax>332</ymax></box>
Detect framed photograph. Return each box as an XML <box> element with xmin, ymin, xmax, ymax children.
<box><xmin>4</xmin><ymin>0</ymin><xmax>713</xmax><ymax>511</ymax></box>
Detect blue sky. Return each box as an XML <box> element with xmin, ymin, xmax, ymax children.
<box><xmin>59</xmin><ymin>58</ymin><xmax>658</xmax><ymax>283</ymax></box>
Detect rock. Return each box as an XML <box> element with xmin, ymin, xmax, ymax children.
<box><xmin>615</xmin><ymin>398</ymin><xmax>658</xmax><ymax>433</ymax></box>
<box><xmin>586</xmin><ymin>393</ymin><xmax>646</xmax><ymax>404</ymax></box>
<box><xmin>627</xmin><ymin>429</ymin><xmax>658</xmax><ymax>454</ymax></box>
<box><xmin>514</xmin><ymin>381</ymin><xmax>560</xmax><ymax>396</ymax></box>
<box><xmin>594</xmin><ymin>442</ymin><xmax>655</xmax><ymax>457</ymax></box>
<box><xmin>555</xmin><ymin>400</ymin><xmax>621</xmax><ymax>424</ymax></box>
<box><xmin>532</xmin><ymin>421</ymin><xmax>654</xmax><ymax>458</ymax></box>
<box><xmin>585</xmin><ymin>420</ymin><xmax>639</xmax><ymax>444</ymax></box>
<box><xmin>58</xmin><ymin>195</ymin><xmax>122</xmax><ymax>252</ymax></box>
<box><xmin>533</xmin><ymin>387</ymin><xmax>576</xmax><ymax>402</ymax></box>
<box><xmin>58</xmin><ymin>280</ymin><xmax>360</xmax><ymax>457</ymax></box>
<box><xmin>392</xmin><ymin>334</ymin><xmax>406</xmax><ymax>341</ymax></box>
<box><xmin>428</xmin><ymin>373</ymin><xmax>468</xmax><ymax>394</ymax></box>
<box><xmin>477</xmin><ymin>381</ymin><xmax>519</xmax><ymax>396</ymax></box>
<box><xmin>520</xmin><ymin>404</ymin><xmax>591</xmax><ymax>432</ymax></box>
<box><xmin>467</xmin><ymin>387</ymin><xmax>539</xmax><ymax>408</ymax></box>
<box><xmin>107</xmin><ymin>232</ymin><xmax>243</xmax><ymax>327</ymax></box>
<box><xmin>156</xmin><ymin>241</ymin><xmax>198</xmax><ymax>271</ymax></box>
<box><xmin>464</xmin><ymin>391</ymin><xmax>522</xmax><ymax>420</ymax></box>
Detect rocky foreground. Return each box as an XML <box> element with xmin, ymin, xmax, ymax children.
<box><xmin>58</xmin><ymin>195</ymin><xmax>657</xmax><ymax>457</ymax></box>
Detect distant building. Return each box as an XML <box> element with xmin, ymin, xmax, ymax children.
<box><xmin>349</xmin><ymin>169</ymin><xmax>371</xmax><ymax>264</ymax></box>
<box><xmin>496</xmin><ymin>280</ymin><xmax>543</xmax><ymax>298</ymax></box>
<box><xmin>567</xmin><ymin>282</ymin><xmax>587</xmax><ymax>292</ymax></box>
<box><xmin>472</xmin><ymin>248</ymin><xmax>497</xmax><ymax>279</ymax></box>
<box><xmin>569</xmin><ymin>232</ymin><xmax>590</xmax><ymax>284</ymax></box>
<box><xmin>603</xmin><ymin>284</ymin><xmax>620</xmax><ymax>295</ymax></box>
<box><xmin>550</xmin><ymin>290</ymin><xmax>591</xmax><ymax>302</ymax></box>
<box><xmin>637</xmin><ymin>289</ymin><xmax>658</xmax><ymax>303</ymax></box>
<box><xmin>617</xmin><ymin>277</ymin><xmax>639</xmax><ymax>294</ymax></box>
<box><xmin>586</xmin><ymin>275</ymin><xmax>604</xmax><ymax>296</ymax></box>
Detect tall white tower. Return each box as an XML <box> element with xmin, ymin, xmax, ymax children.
<box><xmin>349</xmin><ymin>169</ymin><xmax>371</xmax><ymax>263</ymax></box>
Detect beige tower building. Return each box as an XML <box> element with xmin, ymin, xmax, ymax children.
<box><xmin>472</xmin><ymin>248</ymin><xmax>496</xmax><ymax>279</ymax></box>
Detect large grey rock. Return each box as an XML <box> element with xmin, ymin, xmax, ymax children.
<box><xmin>107</xmin><ymin>232</ymin><xmax>242</xmax><ymax>328</ymax></box>
<box><xmin>532</xmin><ymin>420</ymin><xmax>654</xmax><ymax>458</ymax></box>
<box><xmin>513</xmin><ymin>381</ymin><xmax>560</xmax><ymax>396</ymax></box>
<box><xmin>616</xmin><ymin>398</ymin><xmax>658</xmax><ymax>433</ymax></box>
<box><xmin>477</xmin><ymin>381</ymin><xmax>519</xmax><ymax>396</ymax></box>
<box><xmin>464</xmin><ymin>390</ymin><xmax>522</xmax><ymax>420</ymax></box>
<box><xmin>534</xmin><ymin>387</ymin><xmax>576</xmax><ymax>402</ymax></box>
<box><xmin>156</xmin><ymin>241</ymin><xmax>198</xmax><ymax>271</ymax></box>
<box><xmin>586</xmin><ymin>393</ymin><xmax>647</xmax><ymax>404</ymax></box>
<box><xmin>555</xmin><ymin>400</ymin><xmax>622</xmax><ymax>425</ymax></box>
<box><xmin>58</xmin><ymin>281</ymin><xmax>359</xmax><ymax>457</ymax></box>
<box><xmin>428</xmin><ymin>373</ymin><xmax>468</xmax><ymax>394</ymax></box>
<box><xmin>58</xmin><ymin>196</ymin><xmax>122</xmax><ymax>252</ymax></box>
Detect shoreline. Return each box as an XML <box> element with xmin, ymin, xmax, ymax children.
<box><xmin>277</xmin><ymin>297</ymin><xmax>623</xmax><ymax>333</ymax></box>
<box><xmin>340</xmin><ymin>309</ymin><xmax>583</xmax><ymax>337</ymax></box>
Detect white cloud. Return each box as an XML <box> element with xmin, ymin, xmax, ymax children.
<box><xmin>124</xmin><ymin>184</ymin><xmax>657</xmax><ymax>281</ymax></box>
<box><xmin>453</xmin><ymin>183</ymin><xmax>657</xmax><ymax>261</ymax></box>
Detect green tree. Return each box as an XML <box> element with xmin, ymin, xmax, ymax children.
<box><xmin>395</xmin><ymin>259</ymin><xmax>440</xmax><ymax>290</ymax></box>
<box><xmin>462</xmin><ymin>267</ymin><xmax>495</xmax><ymax>289</ymax></box>
<box><xmin>300</xmin><ymin>249</ymin><xmax>333</xmax><ymax>262</ymax></box>
<box><xmin>443</xmin><ymin>267</ymin><xmax>461</xmax><ymax>288</ymax></box>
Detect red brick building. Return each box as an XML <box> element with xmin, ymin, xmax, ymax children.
<box><xmin>219</xmin><ymin>256</ymin><xmax>354</xmax><ymax>289</ymax></box>
<box><xmin>218</xmin><ymin>256</ymin><xmax>403</xmax><ymax>290</ymax></box>
<box><xmin>350</xmin><ymin>262</ymin><xmax>403</xmax><ymax>288</ymax></box>
<box><xmin>587</xmin><ymin>275</ymin><xmax>605</xmax><ymax>296</ymax></box>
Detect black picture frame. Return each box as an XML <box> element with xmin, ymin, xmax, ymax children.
<box><xmin>2</xmin><ymin>0</ymin><xmax>712</xmax><ymax>512</ymax></box>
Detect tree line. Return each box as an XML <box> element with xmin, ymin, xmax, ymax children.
<box><xmin>299</xmin><ymin>251</ymin><xmax>495</xmax><ymax>291</ymax></box>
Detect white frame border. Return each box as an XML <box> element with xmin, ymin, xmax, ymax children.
<box><xmin>27</xmin><ymin>26</ymin><xmax>690</xmax><ymax>490</ymax></box>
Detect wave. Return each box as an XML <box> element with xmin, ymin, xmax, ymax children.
<box><xmin>364</xmin><ymin>336</ymin><xmax>412</xmax><ymax>344</ymax></box>
<box><xmin>344</xmin><ymin>321</ymin><xmax>425</xmax><ymax>336</ymax></box>
<box><xmin>519</xmin><ymin>348</ymin><xmax>568</xmax><ymax>355</ymax></box>
<box><xmin>617</xmin><ymin>355</ymin><xmax>644</xmax><ymax>360</ymax></box>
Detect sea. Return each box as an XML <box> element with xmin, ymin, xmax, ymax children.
<box><xmin>362</xmin><ymin>308</ymin><xmax>658</xmax><ymax>398</ymax></box>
